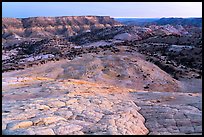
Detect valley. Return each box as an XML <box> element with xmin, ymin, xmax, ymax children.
<box><xmin>2</xmin><ymin>15</ymin><xmax>202</xmax><ymax>135</ymax></box>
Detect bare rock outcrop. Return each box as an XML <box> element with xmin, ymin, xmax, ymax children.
<box><xmin>2</xmin><ymin>75</ymin><xmax>149</xmax><ymax>135</ymax></box>
<box><xmin>2</xmin><ymin>16</ymin><xmax>122</xmax><ymax>40</ymax></box>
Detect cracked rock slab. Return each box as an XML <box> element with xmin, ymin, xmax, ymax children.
<box><xmin>2</xmin><ymin>77</ymin><xmax>149</xmax><ymax>135</ymax></box>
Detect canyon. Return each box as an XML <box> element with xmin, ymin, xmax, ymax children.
<box><xmin>2</xmin><ymin>16</ymin><xmax>202</xmax><ymax>135</ymax></box>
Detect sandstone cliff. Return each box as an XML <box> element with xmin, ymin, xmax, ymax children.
<box><xmin>2</xmin><ymin>16</ymin><xmax>122</xmax><ymax>39</ymax></box>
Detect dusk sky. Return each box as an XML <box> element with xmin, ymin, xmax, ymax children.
<box><xmin>2</xmin><ymin>2</ymin><xmax>202</xmax><ymax>18</ymax></box>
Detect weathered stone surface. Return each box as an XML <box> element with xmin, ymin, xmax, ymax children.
<box><xmin>33</xmin><ymin>116</ymin><xmax>66</xmax><ymax>126</ymax></box>
<box><xmin>178</xmin><ymin>126</ymin><xmax>195</xmax><ymax>133</ymax></box>
<box><xmin>193</xmin><ymin>126</ymin><xmax>202</xmax><ymax>133</ymax></box>
<box><xmin>2</xmin><ymin>70</ymin><xmax>201</xmax><ymax>135</ymax></box>
<box><xmin>47</xmin><ymin>101</ymin><xmax>66</xmax><ymax>108</ymax></box>
<box><xmin>55</xmin><ymin>124</ymin><xmax>83</xmax><ymax>135</ymax></box>
<box><xmin>9</xmin><ymin>113</ymin><xmax>36</xmax><ymax>120</ymax></box>
<box><xmin>71</xmin><ymin>131</ymin><xmax>85</xmax><ymax>135</ymax></box>
<box><xmin>2</xmin><ymin>122</ymin><xmax>7</xmax><ymax>131</ymax></box>
<box><xmin>54</xmin><ymin>110</ymin><xmax>73</xmax><ymax>119</ymax></box>
<box><xmin>129</xmin><ymin>91</ymin><xmax>202</xmax><ymax>135</ymax></box>
<box><xmin>6</xmin><ymin>121</ymin><xmax>33</xmax><ymax>130</ymax></box>
<box><xmin>66</xmin><ymin>99</ymin><xmax>78</xmax><ymax>105</ymax></box>
<box><xmin>35</xmin><ymin>128</ymin><xmax>55</xmax><ymax>135</ymax></box>
<box><xmin>176</xmin><ymin>119</ymin><xmax>192</xmax><ymax>127</ymax></box>
<box><xmin>36</xmin><ymin>104</ymin><xmax>50</xmax><ymax>110</ymax></box>
<box><xmin>3</xmin><ymin>129</ymin><xmax>32</xmax><ymax>135</ymax></box>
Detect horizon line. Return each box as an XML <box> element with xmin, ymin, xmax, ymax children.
<box><xmin>113</xmin><ymin>16</ymin><xmax>202</xmax><ymax>18</ymax></box>
<box><xmin>2</xmin><ymin>15</ymin><xmax>202</xmax><ymax>19</ymax></box>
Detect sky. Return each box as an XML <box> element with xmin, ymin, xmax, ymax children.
<box><xmin>2</xmin><ymin>2</ymin><xmax>202</xmax><ymax>18</ymax></box>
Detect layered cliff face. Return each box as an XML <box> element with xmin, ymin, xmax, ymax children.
<box><xmin>2</xmin><ymin>16</ymin><xmax>122</xmax><ymax>40</ymax></box>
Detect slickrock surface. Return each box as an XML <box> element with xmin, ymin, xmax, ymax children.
<box><xmin>129</xmin><ymin>91</ymin><xmax>202</xmax><ymax>135</ymax></box>
<box><xmin>2</xmin><ymin>53</ymin><xmax>202</xmax><ymax>135</ymax></box>
<box><xmin>2</xmin><ymin>16</ymin><xmax>202</xmax><ymax>135</ymax></box>
<box><xmin>2</xmin><ymin>76</ymin><xmax>149</xmax><ymax>135</ymax></box>
<box><xmin>2</xmin><ymin>72</ymin><xmax>202</xmax><ymax>135</ymax></box>
<box><xmin>2</xmin><ymin>52</ymin><xmax>183</xmax><ymax>92</ymax></box>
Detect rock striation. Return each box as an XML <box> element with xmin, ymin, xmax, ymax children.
<box><xmin>2</xmin><ymin>16</ymin><xmax>122</xmax><ymax>40</ymax></box>
<box><xmin>2</xmin><ymin>16</ymin><xmax>202</xmax><ymax>135</ymax></box>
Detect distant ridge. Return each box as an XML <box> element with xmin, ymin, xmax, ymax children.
<box><xmin>115</xmin><ymin>17</ymin><xmax>202</xmax><ymax>27</ymax></box>
<box><xmin>2</xmin><ymin>16</ymin><xmax>122</xmax><ymax>39</ymax></box>
<box><xmin>154</xmin><ymin>17</ymin><xmax>202</xmax><ymax>27</ymax></box>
